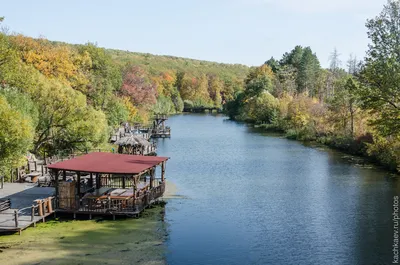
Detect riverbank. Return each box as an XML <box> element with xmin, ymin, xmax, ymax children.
<box><xmin>254</xmin><ymin>123</ymin><xmax>400</xmax><ymax>175</ymax></box>
<box><xmin>0</xmin><ymin>181</ymin><xmax>178</xmax><ymax>265</ymax></box>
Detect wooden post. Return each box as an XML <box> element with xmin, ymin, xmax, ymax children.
<box><xmin>0</xmin><ymin>176</ymin><xmax>3</xmax><ymax>189</ymax></box>
<box><xmin>89</xmin><ymin>173</ymin><xmax>93</xmax><ymax>188</ymax></box>
<box><xmin>77</xmin><ymin>172</ymin><xmax>81</xmax><ymax>197</ymax></box>
<box><xmin>161</xmin><ymin>162</ymin><xmax>166</xmax><ymax>182</ymax></box>
<box><xmin>122</xmin><ymin>176</ymin><xmax>126</xmax><ymax>189</ymax></box>
<box><xmin>150</xmin><ymin>168</ymin><xmax>155</xmax><ymax>189</ymax></box>
<box><xmin>10</xmin><ymin>169</ymin><xmax>13</xmax><ymax>183</ymax></box>
<box><xmin>35</xmin><ymin>199</ymin><xmax>43</xmax><ymax>216</ymax></box>
<box><xmin>54</xmin><ymin>169</ymin><xmax>59</xmax><ymax>202</ymax></box>
<box><xmin>34</xmin><ymin>161</ymin><xmax>37</xmax><ymax>171</ymax></box>
<box><xmin>41</xmin><ymin>164</ymin><xmax>44</xmax><ymax>176</ymax></box>
<box><xmin>40</xmin><ymin>200</ymin><xmax>47</xmax><ymax>216</ymax></box>
<box><xmin>96</xmin><ymin>173</ymin><xmax>100</xmax><ymax>189</ymax></box>
<box><xmin>14</xmin><ymin>210</ymin><xmax>18</xmax><ymax>227</ymax></box>
<box><xmin>63</xmin><ymin>170</ymin><xmax>66</xmax><ymax>181</ymax></box>
<box><xmin>17</xmin><ymin>168</ymin><xmax>20</xmax><ymax>182</ymax></box>
<box><xmin>27</xmin><ymin>161</ymin><xmax>31</xmax><ymax>172</ymax></box>
<box><xmin>48</xmin><ymin>197</ymin><xmax>53</xmax><ymax>213</ymax></box>
<box><xmin>133</xmin><ymin>176</ymin><xmax>137</xmax><ymax>198</ymax></box>
<box><xmin>31</xmin><ymin>205</ymin><xmax>35</xmax><ymax>221</ymax></box>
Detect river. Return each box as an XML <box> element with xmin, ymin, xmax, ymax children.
<box><xmin>156</xmin><ymin>113</ymin><xmax>399</xmax><ymax>265</ymax></box>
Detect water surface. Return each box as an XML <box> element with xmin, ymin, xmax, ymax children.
<box><xmin>156</xmin><ymin>114</ymin><xmax>399</xmax><ymax>265</ymax></box>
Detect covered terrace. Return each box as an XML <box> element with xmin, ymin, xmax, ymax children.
<box><xmin>47</xmin><ymin>152</ymin><xmax>169</xmax><ymax>217</ymax></box>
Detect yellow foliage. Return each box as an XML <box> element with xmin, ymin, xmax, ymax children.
<box><xmin>246</xmin><ymin>64</ymin><xmax>275</xmax><ymax>83</ymax></box>
<box><xmin>10</xmin><ymin>35</ymin><xmax>91</xmax><ymax>91</ymax></box>
<box><xmin>122</xmin><ymin>96</ymin><xmax>138</xmax><ymax>122</ymax></box>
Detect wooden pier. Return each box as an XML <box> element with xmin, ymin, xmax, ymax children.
<box><xmin>183</xmin><ymin>106</ymin><xmax>222</xmax><ymax>113</ymax></box>
<box><xmin>151</xmin><ymin>114</ymin><xmax>171</xmax><ymax>138</ymax></box>
<box><xmin>0</xmin><ymin>184</ymin><xmax>55</xmax><ymax>234</ymax></box>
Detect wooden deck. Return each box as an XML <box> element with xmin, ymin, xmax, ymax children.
<box><xmin>0</xmin><ymin>183</ymin><xmax>55</xmax><ymax>234</ymax></box>
<box><xmin>0</xmin><ymin>209</ymin><xmax>53</xmax><ymax>233</ymax></box>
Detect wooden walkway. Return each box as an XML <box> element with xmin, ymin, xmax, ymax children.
<box><xmin>0</xmin><ymin>209</ymin><xmax>52</xmax><ymax>233</ymax></box>
<box><xmin>0</xmin><ymin>183</ymin><xmax>55</xmax><ymax>234</ymax></box>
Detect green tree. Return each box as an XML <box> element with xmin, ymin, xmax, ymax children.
<box><xmin>360</xmin><ymin>0</ymin><xmax>400</xmax><ymax>136</ymax></box>
<box><xmin>0</xmin><ymin>95</ymin><xmax>34</xmax><ymax>178</ymax></box>
<box><xmin>297</xmin><ymin>47</ymin><xmax>321</xmax><ymax>93</ymax></box>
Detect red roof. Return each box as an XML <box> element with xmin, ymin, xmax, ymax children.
<box><xmin>47</xmin><ymin>152</ymin><xmax>169</xmax><ymax>174</ymax></box>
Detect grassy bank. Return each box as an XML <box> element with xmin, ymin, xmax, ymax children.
<box><xmin>254</xmin><ymin>123</ymin><xmax>399</xmax><ymax>174</ymax></box>
<box><xmin>0</xmin><ymin>206</ymin><xmax>167</xmax><ymax>265</ymax></box>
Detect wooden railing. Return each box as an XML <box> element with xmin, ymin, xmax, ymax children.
<box><xmin>56</xmin><ymin>182</ymin><xmax>165</xmax><ymax>215</ymax></box>
<box><xmin>0</xmin><ymin>199</ymin><xmax>11</xmax><ymax>212</ymax></box>
<box><xmin>0</xmin><ymin>197</ymin><xmax>54</xmax><ymax>228</ymax></box>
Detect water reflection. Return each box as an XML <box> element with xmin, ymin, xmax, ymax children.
<box><xmin>156</xmin><ymin>114</ymin><xmax>399</xmax><ymax>265</ymax></box>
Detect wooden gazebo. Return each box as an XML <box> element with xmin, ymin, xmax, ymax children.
<box><xmin>47</xmin><ymin>152</ymin><xmax>169</xmax><ymax>218</ymax></box>
<box><xmin>115</xmin><ymin>135</ymin><xmax>156</xmax><ymax>156</ymax></box>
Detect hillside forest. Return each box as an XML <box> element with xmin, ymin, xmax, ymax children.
<box><xmin>1</xmin><ymin>0</ymin><xmax>400</xmax><ymax>178</ymax></box>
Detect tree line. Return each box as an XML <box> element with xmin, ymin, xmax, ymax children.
<box><xmin>1</xmin><ymin>0</ymin><xmax>400</xmax><ymax>178</ymax></box>
<box><xmin>0</xmin><ymin>20</ymin><xmax>248</xmax><ymax>179</ymax></box>
<box><xmin>226</xmin><ymin>0</ymin><xmax>400</xmax><ymax>173</ymax></box>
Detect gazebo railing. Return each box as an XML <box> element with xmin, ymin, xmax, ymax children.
<box><xmin>56</xmin><ymin>182</ymin><xmax>165</xmax><ymax>214</ymax></box>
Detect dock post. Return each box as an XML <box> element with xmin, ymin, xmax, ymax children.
<box><xmin>31</xmin><ymin>205</ymin><xmax>35</xmax><ymax>221</ymax></box>
<box><xmin>36</xmin><ymin>200</ymin><xmax>43</xmax><ymax>216</ymax></box>
<box><xmin>14</xmin><ymin>210</ymin><xmax>18</xmax><ymax>228</ymax></box>
<box><xmin>48</xmin><ymin>197</ymin><xmax>53</xmax><ymax>213</ymax></box>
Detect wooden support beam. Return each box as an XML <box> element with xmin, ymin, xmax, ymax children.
<box><xmin>54</xmin><ymin>169</ymin><xmax>59</xmax><ymax>201</ymax></box>
<box><xmin>122</xmin><ymin>176</ymin><xmax>126</xmax><ymax>189</ymax></box>
<box><xmin>63</xmin><ymin>170</ymin><xmax>66</xmax><ymax>181</ymax></box>
<box><xmin>31</xmin><ymin>205</ymin><xmax>35</xmax><ymax>221</ymax></box>
<box><xmin>89</xmin><ymin>173</ymin><xmax>93</xmax><ymax>188</ymax></box>
<box><xmin>96</xmin><ymin>173</ymin><xmax>100</xmax><ymax>189</ymax></box>
<box><xmin>150</xmin><ymin>167</ymin><xmax>155</xmax><ymax>189</ymax></box>
<box><xmin>77</xmin><ymin>172</ymin><xmax>81</xmax><ymax>197</ymax></box>
<box><xmin>161</xmin><ymin>162</ymin><xmax>166</xmax><ymax>182</ymax></box>
<box><xmin>133</xmin><ymin>176</ymin><xmax>137</xmax><ymax>198</ymax></box>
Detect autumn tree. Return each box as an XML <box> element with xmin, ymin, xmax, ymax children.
<box><xmin>121</xmin><ymin>66</ymin><xmax>157</xmax><ymax>108</ymax></box>
<box><xmin>208</xmin><ymin>75</ymin><xmax>223</xmax><ymax>108</ymax></box>
<box><xmin>78</xmin><ymin>43</ymin><xmax>122</xmax><ymax>110</ymax></box>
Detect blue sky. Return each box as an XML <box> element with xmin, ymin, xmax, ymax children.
<box><xmin>1</xmin><ymin>0</ymin><xmax>387</xmax><ymax>67</ymax></box>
